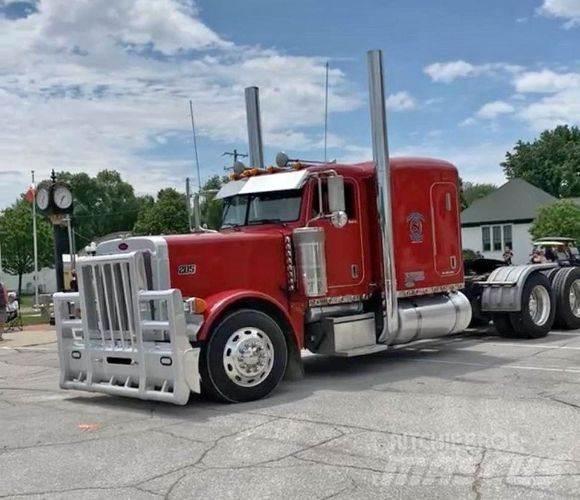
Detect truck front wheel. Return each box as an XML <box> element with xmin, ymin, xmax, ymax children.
<box><xmin>201</xmin><ymin>309</ymin><xmax>288</xmax><ymax>403</ymax></box>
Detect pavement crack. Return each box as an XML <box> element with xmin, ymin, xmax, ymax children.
<box><xmin>320</xmin><ymin>474</ymin><xmax>357</xmax><ymax>499</ymax></box>
<box><xmin>133</xmin><ymin>417</ymin><xmax>280</xmax><ymax>489</ymax></box>
<box><xmin>545</xmin><ymin>396</ymin><xmax>580</xmax><ymax>411</ymax></box>
<box><xmin>471</xmin><ymin>449</ymin><xmax>487</xmax><ymax>500</ymax></box>
<box><xmin>245</xmin><ymin>411</ymin><xmax>580</xmax><ymax>466</ymax></box>
<box><xmin>163</xmin><ymin>472</ymin><xmax>188</xmax><ymax>500</ymax></box>
<box><xmin>0</xmin><ymin>486</ymin><xmax>149</xmax><ymax>499</ymax></box>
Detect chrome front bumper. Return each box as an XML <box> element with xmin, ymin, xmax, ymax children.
<box><xmin>53</xmin><ymin>252</ymin><xmax>200</xmax><ymax>405</ymax></box>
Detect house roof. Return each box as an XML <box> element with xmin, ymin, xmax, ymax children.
<box><xmin>461</xmin><ymin>178</ymin><xmax>557</xmax><ymax>226</ymax></box>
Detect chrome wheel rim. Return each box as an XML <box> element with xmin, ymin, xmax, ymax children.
<box><xmin>529</xmin><ymin>285</ymin><xmax>551</xmax><ymax>326</ymax></box>
<box><xmin>569</xmin><ymin>279</ymin><xmax>580</xmax><ymax>318</ymax></box>
<box><xmin>223</xmin><ymin>327</ymin><xmax>274</xmax><ymax>387</ymax></box>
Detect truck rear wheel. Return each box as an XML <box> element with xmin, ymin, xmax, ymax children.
<box><xmin>201</xmin><ymin>309</ymin><xmax>288</xmax><ymax>403</ymax></box>
<box><xmin>508</xmin><ymin>273</ymin><xmax>555</xmax><ymax>339</ymax></box>
<box><xmin>552</xmin><ymin>267</ymin><xmax>580</xmax><ymax>330</ymax></box>
<box><xmin>493</xmin><ymin>313</ymin><xmax>516</xmax><ymax>337</ymax></box>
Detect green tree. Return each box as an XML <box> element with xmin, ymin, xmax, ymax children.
<box><xmin>56</xmin><ymin>170</ymin><xmax>141</xmax><ymax>250</ymax></box>
<box><xmin>502</xmin><ymin>125</ymin><xmax>580</xmax><ymax>198</ymax></box>
<box><xmin>530</xmin><ymin>200</ymin><xmax>580</xmax><ymax>241</ymax></box>
<box><xmin>133</xmin><ymin>188</ymin><xmax>189</xmax><ymax>235</ymax></box>
<box><xmin>199</xmin><ymin>175</ymin><xmax>227</xmax><ymax>230</ymax></box>
<box><xmin>0</xmin><ymin>198</ymin><xmax>54</xmax><ymax>297</ymax></box>
<box><xmin>461</xmin><ymin>181</ymin><xmax>497</xmax><ymax>210</ymax></box>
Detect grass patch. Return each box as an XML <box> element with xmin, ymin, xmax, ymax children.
<box><xmin>18</xmin><ymin>294</ymin><xmax>50</xmax><ymax>326</ymax></box>
<box><xmin>20</xmin><ymin>295</ymin><xmax>35</xmax><ymax>309</ymax></box>
<box><xmin>22</xmin><ymin>314</ymin><xmax>48</xmax><ymax>326</ymax></box>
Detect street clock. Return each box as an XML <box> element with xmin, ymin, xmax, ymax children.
<box><xmin>36</xmin><ymin>185</ymin><xmax>50</xmax><ymax>211</ymax></box>
<box><xmin>53</xmin><ymin>183</ymin><xmax>73</xmax><ymax>211</ymax></box>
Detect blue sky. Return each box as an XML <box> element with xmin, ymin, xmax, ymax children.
<box><xmin>0</xmin><ymin>0</ymin><xmax>579</xmax><ymax>208</ymax></box>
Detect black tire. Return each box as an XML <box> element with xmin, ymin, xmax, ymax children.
<box><xmin>493</xmin><ymin>313</ymin><xmax>518</xmax><ymax>337</ymax></box>
<box><xmin>552</xmin><ymin>267</ymin><xmax>580</xmax><ymax>330</ymax></box>
<box><xmin>508</xmin><ymin>272</ymin><xmax>555</xmax><ymax>339</ymax></box>
<box><xmin>543</xmin><ymin>267</ymin><xmax>560</xmax><ymax>284</ymax></box>
<box><xmin>200</xmin><ymin>309</ymin><xmax>288</xmax><ymax>403</ymax></box>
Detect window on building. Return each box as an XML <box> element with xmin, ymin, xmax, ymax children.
<box><xmin>503</xmin><ymin>225</ymin><xmax>513</xmax><ymax>250</ymax></box>
<box><xmin>482</xmin><ymin>226</ymin><xmax>491</xmax><ymax>251</ymax></box>
<box><xmin>492</xmin><ymin>225</ymin><xmax>502</xmax><ymax>251</ymax></box>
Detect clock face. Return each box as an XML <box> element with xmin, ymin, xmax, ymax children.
<box><xmin>36</xmin><ymin>188</ymin><xmax>50</xmax><ymax>211</ymax></box>
<box><xmin>53</xmin><ymin>185</ymin><xmax>73</xmax><ymax>210</ymax></box>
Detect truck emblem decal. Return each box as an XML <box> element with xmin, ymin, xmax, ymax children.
<box><xmin>177</xmin><ymin>264</ymin><xmax>196</xmax><ymax>275</ymax></box>
<box><xmin>407</xmin><ymin>212</ymin><xmax>425</xmax><ymax>243</ymax></box>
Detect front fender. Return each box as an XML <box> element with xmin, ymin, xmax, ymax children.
<box><xmin>196</xmin><ymin>289</ymin><xmax>299</xmax><ymax>344</ymax></box>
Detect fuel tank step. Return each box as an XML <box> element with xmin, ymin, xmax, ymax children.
<box><xmin>332</xmin><ymin>344</ymin><xmax>388</xmax><ymax>357</ymax></box>
<box><xmin>307</xmin><ymin>312</ymin><xmax>384</xmax><ymax>356</ymax></box>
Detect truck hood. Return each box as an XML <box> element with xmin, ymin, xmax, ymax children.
<box><xmin>163</xmin><ymin>231</ymin><xmax>289</xmax><ymax>300</ymax></box>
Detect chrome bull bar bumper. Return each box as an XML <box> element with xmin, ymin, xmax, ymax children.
<box><xmin>54</xmin><ymin>252</ymin><xmax>200</xmax><ymax>405</ymax></box>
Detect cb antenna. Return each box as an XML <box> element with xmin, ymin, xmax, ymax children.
<box><xmin>323</xmin><ymin>61</ymin><xmax>329</xmax><ymax>162</ymax></box>
<box><xmin>189</xmin><ymin>100</ymin><xmax>202</xmax><ymax>192</ymax></box>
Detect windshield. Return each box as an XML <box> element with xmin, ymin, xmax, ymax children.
<box><xmin>221</xmin><ymin>189</ymin><xmax>302</xmax><ymax>228</ymax></box>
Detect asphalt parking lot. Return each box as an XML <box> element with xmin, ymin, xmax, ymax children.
<box><xmin>0</xmin><ymin>327</ymin><xmax>579</xmax><ymax>499</ymax></box>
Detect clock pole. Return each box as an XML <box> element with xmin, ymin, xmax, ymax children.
<box><xmin>53</xmin><ymin>220</ymin><xmax>69</xmax><ymax>293</ymax></box>
<box><xmin>37</xmin><ymin>170</ymin><xmax>74</xmax><ymax>294</ymax></box>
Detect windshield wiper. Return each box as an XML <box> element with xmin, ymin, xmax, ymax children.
<box><xmin>248</xmin><ymin>218</ymin><xmax>286</xmax><ymax>226</ymax></box>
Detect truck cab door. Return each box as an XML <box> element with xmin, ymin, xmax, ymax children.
<box><xmin>310</xmin><ymin>179</ymin><xmax>365</xmax><ymax>292</ymax></box>
<box><xmin>431</xmin><ymin>182</ymin><xmax>461</xmax><ymax>277</ymax></box>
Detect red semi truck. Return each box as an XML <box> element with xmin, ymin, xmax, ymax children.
<box><xmin>53</xmin><ymin>50</ymin><xmax>580</xmax><ymax>405</ymax></box>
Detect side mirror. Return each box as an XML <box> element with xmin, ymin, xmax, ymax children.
<box><xmin>327</xmin><ymin>176</ymin><xmax>347</xmax><ymax>229</ymax></box>
<box><xmin>327</xmin><ymin>175</ymin><xmax>345</xmax><ymax>213</ymax></box>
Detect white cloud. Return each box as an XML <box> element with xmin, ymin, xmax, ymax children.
<box><xmin>393</xmin><ymin>142</ymin><xmax>511</xmax><ymax>185</ymax></box>
<box><xmin>508</xmin><ymin>68</ymin><xmax>580</xmax><ymax>130</ymax></box>
<box><xmin>475</xmin><ymin>101</ymin><xmax>515</xmax><ymax>119</ymax></box>
<box><xmin>459</xmin><ymin>117</ymin><xmax>476</xmax><ymax>127</ymax></box>
<box><xmin>385</xmin><ymin>91</ymin><xmax>416</xmax><ymax>111</ymax></box>
<box><xmin>513</xmin><ymin>69</ymin><xmax>580</xmax><ymax>93</ymax></box>
<box><xmin>518</xmin><ymin>88</ymin><xmax>580</xmax><ymax>130</ymax></box>
<box><xmin>0</xmin><ymin>0</ymin><xmax>364</xmax><ymax>207</ymax></box>
<box><xmin>538</xmin><ymin>0</ymin><xmax>580</xmax><ymax>28</ymax></box>
<box><xmin>424</xmin><ymin>60</ymin><xmax>476</xmax><ymax>83</ymax></box>
<box><xmin>424</xmin><ymin>60</ymin><xmax>522</xmax><ymax>83</ymax></box>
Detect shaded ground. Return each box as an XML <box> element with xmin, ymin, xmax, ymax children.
<box><xmin>0</xmin><ymin>327</ymin><xmax>578</xmax><ymax>498</ymax></box>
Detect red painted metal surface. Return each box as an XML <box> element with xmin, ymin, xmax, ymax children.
<box><xmin>163</xmin><ymin>157</ymin><xmax>464</xmax><ymax>345</ymax></box>
<box><xmin>390</xmin><ymin>158</ymin><xmax>464</xmax><ymax>295</ymax></box>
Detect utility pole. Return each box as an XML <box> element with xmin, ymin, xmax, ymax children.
<box><xmin>324</xmin><ymin>61</ymin><xmax>329</xmax><ymax>162</ymax></box>
<box><xmin>31</xmin><ymin>170</ymin><xmax>39</xmax><ymax>306</ymax></box>
<box><xmin>66</xmin><ymin>215</ymin><xmax>75</xmax><ymax>271</ymax></box>
<box><xmin>222</xmin><ymin>149</ymin><xmax>248</xmax><ymax>169</ymax></box>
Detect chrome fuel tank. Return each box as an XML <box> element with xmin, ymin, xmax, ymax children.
<box><xmin>390</xmin><ymin>291</ymin><xmax>472</xmax><ymax>345</ymax></box>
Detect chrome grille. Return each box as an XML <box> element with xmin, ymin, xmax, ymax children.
<box><xmin>78</xmin><ymin>253</ymin><xmax>148</xmax><ymax>349</ymax></box>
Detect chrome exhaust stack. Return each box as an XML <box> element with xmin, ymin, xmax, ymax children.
<box><xmin>245</xmin><ymin>86</ymin><xmax>265</xmax><ymax>168</ymax></box>
<box><xmin>367</xmin><ymin>49</ymin><xmax>399</xmax><ymax>342</ymax></box>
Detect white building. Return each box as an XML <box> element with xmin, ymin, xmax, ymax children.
<box><xmin>461</xmin><ymin>178</ymin><xmax>556</xmax><ymax>265</ymax></box>
<box><xmin>0</xmin><ymin>255</ymin><xmax>73</xmax><ymax>294</ymax></box>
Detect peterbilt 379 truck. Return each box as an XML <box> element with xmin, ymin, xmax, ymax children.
<box><xmin>53</xmin><ymin>51</ymin><xmax>580</xmax><ymax>405</ymax></box>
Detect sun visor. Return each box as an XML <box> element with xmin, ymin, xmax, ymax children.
<box><xmin>215</xmin><ymin>170</ymin><xmax>310</xmax><ymax>199</ymax></box>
